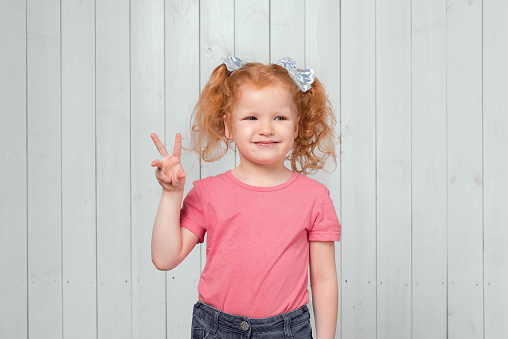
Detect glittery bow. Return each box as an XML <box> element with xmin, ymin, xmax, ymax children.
<box><xmin>276</xmin><ymin>57</ymin><xmax>315</xmax><ymax>92</ymax></box>
<box><xmin>220</xmin><ymin>56</ymin><xmax>315</xmax><ymax>92</ymax></box>
<box><xmin>220</xmin><ymin>56</ymin><xmax>246</xmax><ymax>72</ymax></box>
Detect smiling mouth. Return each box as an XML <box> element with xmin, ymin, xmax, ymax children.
<box><xmin>254</xmin><ymin>142</ymin><xmax>279</xmax><ymax>149</ymax></box>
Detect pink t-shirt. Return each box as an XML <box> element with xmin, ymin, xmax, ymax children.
<box><xmin>180</xmin><ymin>170</ymin><xmax>341</xmax><ymax>318</ymax></box>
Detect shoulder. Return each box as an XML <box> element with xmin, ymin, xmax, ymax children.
<box><xmin>293</xmin><ymin>173</ymin><xmax>330</xmax><ymax>196</ymax></box>
<box><xmin>192</xmin><ymin>171</ymin><xmax>228</xmax><ymax>185</ymax></box>
<box><xmin>189</xmin><ymin>171</ymin><xmax>231</xmax><ymax>194</ymax></box>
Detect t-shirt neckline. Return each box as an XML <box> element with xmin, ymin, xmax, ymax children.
<box><xmin>225</xmin><ymin>169</ymin><xmax>299</xmax><ymax>192</ymax></box>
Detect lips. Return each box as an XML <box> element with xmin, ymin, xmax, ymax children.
<box><xmin>254</xmin><ymin>141</ymin><xmax>279</xmax><ymax>148</ymax></box>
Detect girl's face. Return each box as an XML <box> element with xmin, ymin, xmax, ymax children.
<box><xmin>224</xmin><ymin>84</ymin><xmax>299</xmax><ymax>169</ymax></box>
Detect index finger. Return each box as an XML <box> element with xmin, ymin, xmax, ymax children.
<box><xmin>151</xmin><ymin>133</ymin><xmax>169</xmax><ymax>157</ymax></box>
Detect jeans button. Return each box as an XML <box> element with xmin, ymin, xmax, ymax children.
<box><xmin>240</xmin><ymin>321</ymin><xmax>249</xmax><ymax>331</ymax></box>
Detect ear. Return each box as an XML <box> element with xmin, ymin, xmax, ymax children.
<box><xmin>223</xmin><ymin>115</ymin><xmax>232</xmax><ymax>140</ymax></box>
<box><xmin>293</xmin><ymin>115</ymin><xmax>299</xmax><ymax>139</ymax></box>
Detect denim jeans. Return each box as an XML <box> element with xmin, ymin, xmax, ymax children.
<box><xmin>191</xmin><ymin>301</ymin><xmax>313</xmax><ymax>339</ymax></box>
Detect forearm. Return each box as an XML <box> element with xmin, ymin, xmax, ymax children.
<box><xmin>311</xmin><ymin>276</ymin><xmax>338</xmax><ymax>339</ymax></box>
<box><xmin>151</xmin><ymin>190</ymin><xmax>184</xmax><ymax>270</ymax></box>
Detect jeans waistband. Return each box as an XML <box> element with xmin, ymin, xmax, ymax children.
<box><xmin>192</xmin><ymin>301</ymin><xmax>310</xmax><ymax>336</ymax></box>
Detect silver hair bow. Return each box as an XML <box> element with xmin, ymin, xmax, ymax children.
<box><xmin>220</xmin><ymin>56</ymin><xmax>315</xmax><ymax>92</ymax></box>
<box><xmin>276</xmin><ymin>57</ymin><xmax>315</xmax><ymax>92</ymax></box>
<box><xmin>221</xmin><ymin>56</ymin><xmax>246</xmax><ymax>72</ymax></box>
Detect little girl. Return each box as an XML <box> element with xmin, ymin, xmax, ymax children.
<box><xmin>150</xmin><ymin>57</ymin><xmax>341</xmax><ymax>339</ymax></box>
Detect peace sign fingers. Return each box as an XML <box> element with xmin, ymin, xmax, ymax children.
<box><xmin>150</xmin><ymin>132</ymin><xmax>187</xmax><ymax>192</ymax></box>
<box><xmin>151</xmin><ymin>133</ymin><xmax>183</xmax><ymax>159</ymax></box>
<box><xmin>151</xmin><ymin>133</ymin><xmax>169</xmax><ymax>157</ymax></box>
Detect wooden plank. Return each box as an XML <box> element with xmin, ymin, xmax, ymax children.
<box><xmin>235</xmin><ymin>0</ymin><xmax>269</xmax><ymax>63</ymax></box>
<box><xmin>199</xmin><ymin>0</ymin><xmax>235</xmax><ymax>178</ymax></box>
<box><xmin>340</xmin><ymin>0</ymin><xmax>377</xmax><ymax>338</ymax></box>
<box><xmin>484</xmin><ymin>0</ymin><xmax>508</xmax><ymax>338</ymax></box>
<box><xmin>270</xmin><ymin>0</ymin><xmax>305</xmax><ymax>199</ymax></box>
<box><xmin>270</xmin><ymin>0</ymin><xmax>304</xmax><ymax>64</ymax></box>
<box><xmin>376</xmin><ymin>0</ymin><xmax>412</xmax><ymax>338</ymax></box>
<box><xmin>96</xmin><ymin>0</ymin><xmax>131</xmax><ymax>338</ymax></box>
<box><xmin>0</xmin><ymin>1</ymin><xmax>27</xmax><ymax>338</ymax></box>
<box><xmin>61</xmin><ymin>0</ymin><xmax>97</xmax><ymax>338</ymax></box>
<box><xmin>411</xmin><ymin>1</ymin><xmax>448</xmax><ymax>338</ymax></box>
<box><xmin>305</xmin><ymin>0</ymin><xmax>341</xmax><ymax>337</ymax></box>
<box><xmin>234</xmin><ymin>0</ymin><xmax>270</xmax><ymax>168</ymax></box>
<box><xmin>26</xmin><ymin>0</ymin><xmax>63</xmax><ymax>337</ymax></box>
<box><xmin>446</xmin><ymin>1</ymin><xmax>484</xmax><ymax>338</ymax></box>
<box><xmin>164</xmin><ymin>1</ymin><xmax>201</xmax><ymax>337</ymax></box>
<box><xmin>130</xmin><ymin>0</ymin><xmax>166</xmax><ymax>338</ymax></box>
<box><xmin>199</xmin><ymin>0</ymin><xmax>235</xmax><ymax>269</ymax></box>
<box><xmin>200</xmin><ymin>0</ymin><xmax>235</xmax><ymax>81</ymax></box>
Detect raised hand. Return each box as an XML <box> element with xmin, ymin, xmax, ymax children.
<box><xmin>151</xmin><ymin>133</ymin><xmax>187</xmax><ymax>193</ymax></box>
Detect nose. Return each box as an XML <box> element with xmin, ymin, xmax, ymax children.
<box><xmin>257</xmin><ymin>120</ymin><xmax>274</xmax><ymax>135</ymax></box>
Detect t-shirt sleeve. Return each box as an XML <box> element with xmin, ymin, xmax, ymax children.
<box><xmin>180</xmin><ymin>185</ymin><xmax>207</xmax><ymax>243</ymax></box>
<box><xmin>309</xmin><ymin>187</ymin><xmax>341</xmax><ymax>242</ymax></box>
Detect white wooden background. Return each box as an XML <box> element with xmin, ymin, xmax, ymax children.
<box><xmin>1</xmin><ymin>0</ymin><xmax>507</xmax><ymax>338</ymax></box>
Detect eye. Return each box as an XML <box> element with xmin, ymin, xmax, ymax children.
<box><xmin>275</xmin><ymin>116</ymin><xmax>287</xmax><ymax>121</ymax></box>
<box><xmin>244</xmin><ymin>116</ymin><xmax>257</xmax><ymax>120</ymax></box>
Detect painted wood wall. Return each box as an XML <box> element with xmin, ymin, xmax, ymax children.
<box><xmin>1</xmin><ymin>0</ymin><xmax>507</xmax><ymax>338</ymax></box>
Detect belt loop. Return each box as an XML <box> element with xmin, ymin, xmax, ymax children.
<box><xmin>210</xmin><ymin>309</ymin><xmax>220</xmax><ymax>334</ymax></box>
<box><xmin>282</xmin><ymin>313</ymin><xmax>293</xmax><ymax>338</ymax></box>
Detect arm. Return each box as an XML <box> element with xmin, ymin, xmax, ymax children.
<box><xmin>309</xmin><ymin>241</ymin><xmax>338</xmax><ymax>339</ymax></box>
<box><xmin>151</xmin><ymin>190</ymin><xmax>199</xmax><ymax>270</ymax></box>
<box><xmin>150</xmin><ymin>133</ymin><xmax>199</xmax><ymax>270</ymax></box>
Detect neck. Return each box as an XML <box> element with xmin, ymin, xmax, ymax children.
<box><xmin>232</xmin><ymin>162</ymin><xmax>293</xmax><ymax>186</ymax></box>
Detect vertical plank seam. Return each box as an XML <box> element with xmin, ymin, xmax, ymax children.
<box><xmin>269</xmin><ymin>0</ymin><xmax>271</xmax><ymax>62</ymax></box>
<box><xmin>304</xmin><ymin>0</ymin><xmax>306</xmax><ymax>68</ymax></box>
<box><xmin>163</xmin><ymin>0</ymin><xmax>168</xmax><ymax>337</ymax></box>
<box><xmin>26</xmin><ymin>0</ymin><xmax>29</xmax><ymax>337</ymax></box>
<box><xmin>198</xmin><ymin>0</ymin><xmax>203</xmax><ymax>276</ymax></box>
<box><xmin>339</xmin><ymin>0</ymin><xmax>343</xmax><ymax>338</ymax></box>
<box><xmin>60</xmin><ymin>0</ymin><xmax>65</xmax><ymax>337</ymax></box>
<box><xmin>95</xmin><ymin>1</ymin><xmax>98</xmax><ymax>337</ymax></box>
<box><xmin>233</xmin><ymin>0</ymin><xmax>236</xmax><ymax>167</ymax></box>
<box><xmin>481</xmin><ymin>1</ymin><xmax>485</xmax><ymax>338</ymax></box>
<box><xmin>375</xmin><ymin>0</ymin><xmax>378</xmax><ymax>337</ymax></box>
<box><xmin>445</xmin><ymin>1</ymin><xmax>449</xmax><ymax>337</ymax></box>
<box><xmin>233</xmin><ymin>0</ymin><xmax>236</xmax><ymax>58</ymax></box>
<box><xmin>410</xmin><ymin>1</ymin><xmax>413</xmax><ymax>338</ymax></box>
<box><xmin>129</xmin><ymin>0</ymin><xmax>133</xmax><ymax>337</ymax></box>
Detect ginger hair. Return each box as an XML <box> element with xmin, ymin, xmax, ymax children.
<box><xmin>184</xmin><ymin>61</ymin><xmax>340</xmax><ymax>175</ymax></box>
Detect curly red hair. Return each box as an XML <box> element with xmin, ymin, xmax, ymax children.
<box><xmin>184</xmin><ymin>61</ymin><xmax>340</xmax><ymax>175</ymax></box>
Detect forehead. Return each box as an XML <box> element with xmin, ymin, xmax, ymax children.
<box><xmin>233</xmin><ymin>83</ymin><xmax>296</xmax><ymax>111</ymax></box>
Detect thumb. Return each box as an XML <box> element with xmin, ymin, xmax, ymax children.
<box><xmin>174</xmin><ymin>170</ymin><xmax>186</xmax><ymax>183</ymax></box>
<box><xmin>177</xmin><ymin>171</ymin><xmax>187</xmax><ymax>180</ymax></box>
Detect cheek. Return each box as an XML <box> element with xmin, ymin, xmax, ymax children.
<box><xmin>232</xmin><ymin>125</ymin><xmax>251</xmax><ymax>140</ymax></box>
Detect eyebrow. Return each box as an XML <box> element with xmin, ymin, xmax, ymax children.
<box><xmin>238</xmin><ymin>109</ymin><xmax>293</xmax><ymax>115</ymax></box>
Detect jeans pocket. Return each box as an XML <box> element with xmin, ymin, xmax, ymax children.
<box><xmin>291</xmin><ymin>319</ymin><xmax>313</xmax><ymax>339</ymax></box>
<box><xmin>191</xmin><ymin>327</ymin><xmax>205</xmax><ymax>339</ymax></box>
<box><xmin>191</xmin><ymin>314</ymin><xmax>211</xmax><ymax>339</ymax></box>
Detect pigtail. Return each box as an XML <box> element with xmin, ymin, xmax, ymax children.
<box><xmin>186</xmin><ymin>64</ymin><xmax>233</xmax><ymax>162</ymax></box>
<box><xmin>289</xmin><ymin>77</ymin><xmax>340</xmax><ymax>175</ymax></box>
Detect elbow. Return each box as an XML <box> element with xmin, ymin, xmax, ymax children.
<box><xmin>152</xmin><ymin>257</ymin><xmax>178</xmax><ymax>271</ymax></box>
<box><xmin>153</xmin><ymin>263</ymin><xmax>171</xmax><ymax>271</ymax></box>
